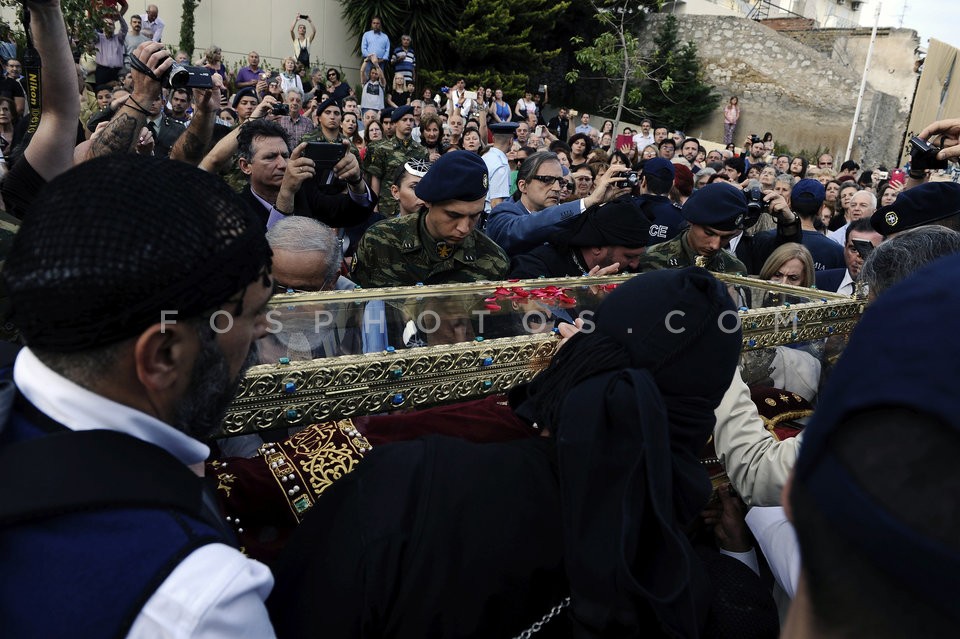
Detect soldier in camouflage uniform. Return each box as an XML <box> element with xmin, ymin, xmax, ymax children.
<box><xmin>362</xmin><ymin>105</ymin><xmax>428</xmax><ymax>217</ymax></box>
<box><xmin>352</xmin><ymin>150</ymin><xmax>508</xmax><ymax>287</ymax></box>
<box><xmin>638</xmin><ymin>182</ymin><xmax>749</xmax><ymax>275</ymax></box>
<box><xmin>301</xmin><ymin>97</ymin><xmax>362</xmax><ymax>168</ymax></box>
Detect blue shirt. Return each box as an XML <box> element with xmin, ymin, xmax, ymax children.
<box><xmin>362</xmin><ymin>30</ymin><xmax>390</xmax><ymax>60</ymax></box>
<box><xmin>486</xmin><ymin>198</ymin><xmax>584</xmax><ymax>256</ymax></box>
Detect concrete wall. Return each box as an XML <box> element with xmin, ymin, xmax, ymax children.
<box><xmin>639</xmin><ymin>13</ymin><xmax>909</xmax><ymax>166</ymax></box>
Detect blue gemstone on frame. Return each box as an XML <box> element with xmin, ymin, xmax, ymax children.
<box><xmin>278</xmin><ymin>357</ymin><xmax>290</xmax><ymax>365</ymax></box>
<box><xmin>284</xmin><ymin>382</ymin><xmax>296</xmax><ymax>393</ymax></box>
<box><xmin>286</xmin><ymin>409</ymin><xmax>298</xmax><ymax>419</ymax></box>
<box><xmin>391</xmin><ymin>393</ymin><xmax>404</xmax><ymax>405</ymax></box>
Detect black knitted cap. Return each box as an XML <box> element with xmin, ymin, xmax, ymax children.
<box><xmin>4</xmin><ymin>154</ymin><xmax>272</xmax><ymax>352</ymax></box>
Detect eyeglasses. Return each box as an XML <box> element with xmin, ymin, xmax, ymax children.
<box><xmin>529</xmin><ymin>175</ymin><xmax>566</xmax><ymax>187</ymax></box>
<box><xmin>327</xmin><ymin>73</ymin><xmax>337</xmax><ymax>78</ymax></box>
<box><xmin>573</xmin><ymin>176</ymin><xmax>594</xmax><ymax>183</ymax></box>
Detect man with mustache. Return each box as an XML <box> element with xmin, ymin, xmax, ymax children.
<box><xmin>0</xmin><ymin>154</ymin><xmax>278</xmax><ymax>636</ymax></box>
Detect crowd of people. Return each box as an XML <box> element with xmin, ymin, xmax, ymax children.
<box><xmin>2</xmin><ymin>2</ymin><xmax>960</xmax><ymax>638</ymax></box>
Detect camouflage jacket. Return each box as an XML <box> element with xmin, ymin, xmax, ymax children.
<box><xmin>300</xmin><ymin>129</ymin><xmax>362</xmax><ymax>168</ymax></box>
<box><xmin>362</xmin><ymin>136</ymin><xmax>428</xmax><ymax>217</ymax></box>
<box><xmin>351</xmin><ymin>211</ymin><xmax>509</xmax><ymax>288</ymax></box>
<box><xmin>637</xmin><ymin>229</ymin><xmax>747</xmax><ymax>275</ymax></box>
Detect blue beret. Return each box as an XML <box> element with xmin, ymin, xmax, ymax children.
<box><xmin>791</xmin><ymin>178</ymin><xmax>825</xmax><ymax>205</ymax></box>
<box><xmin>641</xmin><ymin>157</ymin><xmax>675</xmax><ymax>183</ymax></box>
<box><xmin>489</xmin><ymin>121</ymin><xmax>519</xmax><ymax>135</ymax></box>
<box><xmin>871</xmin><ymin>182</ymin><xmax>960</xmax><ymax>236</ymax></box>
<box><xmin>415</xmin><ymin>150</ymin><xmax>489</xmax><ymax>203</ymax></box>
<box><xmin>392</xmin><ymin>105</ymin><xmax>414</xmax><ymax>121</ymax></box>
<box><xmin>681</xmin><ymin>182</ymin><xmax>747</xmax><ymax>231</ymax></box>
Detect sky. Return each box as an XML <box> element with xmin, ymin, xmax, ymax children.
<box><xmin>860</xmin><ymin>0</ymin><xmax>960</xmax><ymax>49</ymax></box>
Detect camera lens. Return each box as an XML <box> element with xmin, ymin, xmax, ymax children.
<box><xmin>168</xmin><ymin>63</ymin><xmax>189</xmax><ymax>89</ymax></box>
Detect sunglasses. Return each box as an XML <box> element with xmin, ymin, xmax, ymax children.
<box><xmin>528</xmin><ymin>175</ymin><xmax>567</xmax><ymax>188</ymax></box>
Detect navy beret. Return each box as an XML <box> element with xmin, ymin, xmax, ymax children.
<box><xmin>642</xmin><ymin>157</ymin><xmax>675</xmax><ymax>183</ymax></box>
<box><xmin>315</xmin><ymin>96</ymin><xmax>341</xmax><ymax>114</ymax></box>
<box><xmin>380</xmin><ymin>107</ymin><xmax>394</xmax><ymax>121</ymax></box>
<box><xmin>871</xmin><ymin>182</ymin><xmax>960</xmax><ymax>236</ymax></box>
<box><xmin>231</xmin><ymin>87</ymin><xmax>257</xmax><ymax>109</ymax></box>
<box><xmin>415</xmin><ymin>150</ymin><xmax>489</xmax><ymax>203</ymax></box>
<box><xmin>681</xmin><ymin>182</ymin><xmax>747</xmax><ymax>231</ymax></box>
<box><xmin>489</xmin><ymin>121</ymin><xmax>519</xmax><ymax>135</ymax></box>
<box><xmin>392</xmin><ymin>105</ymin><xmax>414</xmax><ymax>121</ymax></box>
<box><xmin>791</xmin><ymin>178</ymin><xmax>825</xmax><ymax>205</ymax></box>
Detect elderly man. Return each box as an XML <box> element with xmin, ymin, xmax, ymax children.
<box><xmin>828</xmin><ymin>189</ymin><xmax>876</xmax><ymax>245</ymax></box>
<box><xmin>278</xmin><ymin>89</ymin><xmax>315</xmax><ymax>147</ymax></box>
<box><xmin>141</xmin><ymin>4</ymin><xmax>164</xmax><ymax>42</ymax></box>
<box><xmin>509</xmin><ymin>197</ymin><xmax>651</xmax><ymax>278</ymax></box>
<box><xmin>0</xmin><ymin>154</ymin><xmax>276</xmax><ymax>636</ymax></box>
<box><xmin>815</xmin><ymin>218</ymin><xmax>882</xmax><ymax>295</ymax></box>
<box><xmin>487</xmin><ymin>151</ymin><xmax>630</xmax><ymax>256</ymax></box>
<box><xmin>236</xmin><ymin>51</ymin><xmax>264</xmax><ymax>90</ymax></box>
<box><xmin>351</xmin><ymin>150</ymin><xmax>509</xmax><ymax>287</ymax></box>
<box><xmin>637</xmin><ymin>182</ymin><xmax>749</xmax><ymax>274</ymax></box>
<box><xmin>235</xmin><ymin>118</ymin><xmax>373</xmax><ymax>229</ymax></box>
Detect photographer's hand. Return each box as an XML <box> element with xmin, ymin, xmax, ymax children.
<box><xmin>332</xmin><ymin>140</ymin><xmax>365</xmax><ymax>193</ymax></box>
<box><xmin>276</xmin><ymin>143</ymin><xmax>316</xmax><ymax>212</ymax></box>
<box><xmin>584</xmin><ymin>165</ymin><xmax>633</xmax><ymax>209</ymax></box>
<box><xmin>918</xmin><ymin>118</ymin><xmax>960</xmax><ymax>161</ymax></box>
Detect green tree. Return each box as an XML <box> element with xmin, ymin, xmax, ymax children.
<box><xmin>337</xmin><ymin>0</ymin><xmax>459</xmax><ymax>74</ymax></box>
<box><xmin>180</xmin><ymin>0</ymin><xmax>200</xmax><ymax>59</ymax></box>
<box><xmin>640</xmin><ymin>15</ymin><xmax>721</xmax><ymax>132</ymax></box>
<box><xmin>420</xmin><ymin>0</ymin><xmax>569</xmax><ymax>97</ymax></box>
<box><xmin>564</xmin><ymin>1</ymin><xmax>663</xmax><ymax>130</ymax></box>
<box><xmin>0</xmin><ymin>0</ymin><xmax>108</xmax><ymax>55</ymax></box>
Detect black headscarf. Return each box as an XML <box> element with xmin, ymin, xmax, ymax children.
<box><xmin>513</xmin><ymin>267</ymin><xmax>742</xmax><ymax>637</ymax></box>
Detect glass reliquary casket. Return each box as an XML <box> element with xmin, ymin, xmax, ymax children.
<box><xmin>221</xmin><ymin>273</ymin><xmax>866</xmax><ymax>439</ymax></box>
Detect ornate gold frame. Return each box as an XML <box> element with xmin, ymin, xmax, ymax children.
<box><xmin>222</xmin><ymin>274</ymin><xmax>865</xmax><ymax>437</ymax></box>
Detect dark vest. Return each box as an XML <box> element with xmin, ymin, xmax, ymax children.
<box><xmin>0</xmin><ymin>386</ymin><xmax>232</xmax><ymax>639</ymax></box>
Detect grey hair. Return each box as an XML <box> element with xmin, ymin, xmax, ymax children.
<box><xmin>285</xmin><ymin>88</ymin><xmax>304</xmax><ymax>100</ymax></box>
<box><xmin>851</xmin><ymin>189</ymin><xmax>877</xmax><ymax>210</ymax></box>
<box><xmin>775</xmin><ymin>173</ymin><xmax>796</xmax><ymax>188</ymax></box>
<box><xmin>266</xmin><ymin>216</ymin><xmax>342</xmax><ymax>283</ymax></box>
<box><xmin>861</xmin><ymin>226</ymin><xmax>960</xmax><ymax>297</ymax></box>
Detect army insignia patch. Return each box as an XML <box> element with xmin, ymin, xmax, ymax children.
<box><xmin>482</xmin><ymin>174</ymin><xmax>489</xmax><ymax>189</ymax></box>
<box><xmin>436</xmin><ymin>242</ymin><xmax>453</xmax><ymax>259</ymax></box>
<box><xmin>733</xmin><ymin>213</ymin><xmax>745</xmax><ymax>228</ymax></box>
<box><xmin>694</xmin><ymin>256</ymin><xmax>708</xmax><ymax>268</ymax></box>
<box><xmin>885</xmin><ymin>211</ymin><xmax>899</xmax><ymax>227</ymax></box>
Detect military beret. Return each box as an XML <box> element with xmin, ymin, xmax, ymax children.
<box><xmin>489</xmin><ymin>121</ymin><xmax>519</xmax><ymax>135</ymax></box>
<box><xmin>791</xmin><ymin>178</ymin><xmax>825</xmax><ymax>205</ymax></box>
<box><xmin>380</xmin><ymin>107</ymin><xmax>394</xmax><ymax>121</ymax></box>
<box><xmin>231</xmin><ymin>87</ymin><xmax>256</xmax><ymax>109</ymax></box>
<box><xmin>392</xmin><ymin>105</ymin><xmax>414</xmax><ymax>121</ymax></box>
<box><xmin>871</xmin><ymin>182</ymin><xmax>960</xmax><ymax>236</ymax></box>
<box><xmin>642</xmin><ymin>157</ymin><xmax>675</xmax><ymax>183</ymax></box>
<box><xmin>315</xmin><ymin>96</ymin><xmax>341</xmax><ymax>114</ymax></box>
<box><xmin>415</xmin><ymin>150</ymin><xmax>489</xmax><ymax>203</ymax></box>
<box><xmin>681</xmin><ymin>182</ymin><xmax>747</xmax><ymax>231</ymax></box>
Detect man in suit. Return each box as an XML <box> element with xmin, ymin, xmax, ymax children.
<box><xmin>815</xmin><ymin>218</ymin><xmax>881</xmax><ymax>295</ymax></box>
<box><xmin>236</xmin><ymin>118</ymin><xmax>374</xmax><ymax>230</ymax></box>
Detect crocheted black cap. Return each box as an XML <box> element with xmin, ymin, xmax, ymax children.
<box><xmin>4</xmin><ymin>154</ymin><xmax>272</xmax><ymax>352</ymax></box>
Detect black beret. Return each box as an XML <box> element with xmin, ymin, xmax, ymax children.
<box><xmin>316</xmin><ymin>96</ymin><xmax>341</xmax><ymax>114</ymax></box>
<box><xmin>231</xmin><ymin>87</ymin><xmax>257</xmax><ymax>109</ymax></box>
<box><xmin>489</xmin><ymin>121</ymin><xmax>519</xmax><ymax>135</ymax></box>
<box><xmin>392</xmin><ymin>105</ymin><xmax>414</xmax><ymax>121</ymax></box>
<box><xmin>563</xmin><ymin>198</ymin><xmax>651</xmax><ymax>247</ymax></box>
<box><xmin>415</xmin><ymin>150</ymin><xmax>489</xmax><ymax>203</ymax></box>
<box><xmin>871</xmin><ymin>182</ymin><xmax>960</xmax><ymax>236</ymax></box>
<box><xmin>380</xmin><ymin>107</ymin><xmax>394</xmax><ymax>121</ymax></box>
<box><xmin>681</xmin><ymin>182</ymin><xmax>747</xmax><ymax>231</ymax></box>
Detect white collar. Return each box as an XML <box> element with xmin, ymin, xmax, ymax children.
<box><xmin>838</xmin><ymin>269</ymin><xmax>856</xmax><ymax>295</ymax></box>
<box><xmin>13</xmin><ymin>348</ymin><xmax>210</xmax><ymax>466</ymax></box>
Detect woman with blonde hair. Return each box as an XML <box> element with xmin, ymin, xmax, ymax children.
<box><xmin>759</xmin><ymin>242</ymin><xmax>815</xmax><ymax>289</ymax></box>
<box><xmin>279</xmin><ymin>56</ymin><xmax>303</xmax><ymax>95</ymax></box>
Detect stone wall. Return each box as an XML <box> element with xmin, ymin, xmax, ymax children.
<box><xmin>637</xmin><ymin>14</ymin><xmax>914</xmax><ymax>167</ymax></box>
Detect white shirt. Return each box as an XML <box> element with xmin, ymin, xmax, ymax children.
<box><xmin>827</xmin><ymin>222</ymin><xmax>847</xmax><ymax>246</ymax></box>
<box><xmin>633</xmin><ymin>132</ymin><xmax>654</xmax><ymax>150</ymax></box>
<box><xmin>141</xmin><ymin>14</ymin><xmax>164</xmax><ymax>42</ymax></box>
<box><xmin>13</xmin><ymin>348</ymin><xmax>277</xmax><ymax>638</ymax></box>
<box><xmin>482</xmin><ymin>146</ymin><xmax>511</xmax><ymax>212</ymax></box>
<box><xmin>746</xmin><ymin>506</ymin><xmax>800</xmax><ymax>599</ymax></box>
<box><xmin>836</xmin><ymin>268</ymin><xmax>856</xmax><ymax>296</ymax></box>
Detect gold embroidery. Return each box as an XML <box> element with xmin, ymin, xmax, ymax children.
<box><xmin>764</xmin><ymin>398</ymin><xmax>777</xmax><ymax>406</ymax></box>
<box><xmin>216</xmin><ymin>473</ymin><xmax>236</xmax><ymax>498</ymax></box>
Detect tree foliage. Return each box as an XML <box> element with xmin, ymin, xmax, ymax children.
<box><xmin>640</xmin><ymin>15</ymin><xmax>721</xmax><ymax>131</ymax></box>
<box><xmin>180</xmin><ymin>0</ymin><xmax>200</xmax><ymax>58</ymax></box>
<box><xmin>563</xmin><ymin>0</ymin><xmax>661</xmax><ymax>128</ymax></box>
<box><xmin>0</xmin><ymin>0</ymin><xmax>108</xmax><ymax>55</ymax></box>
